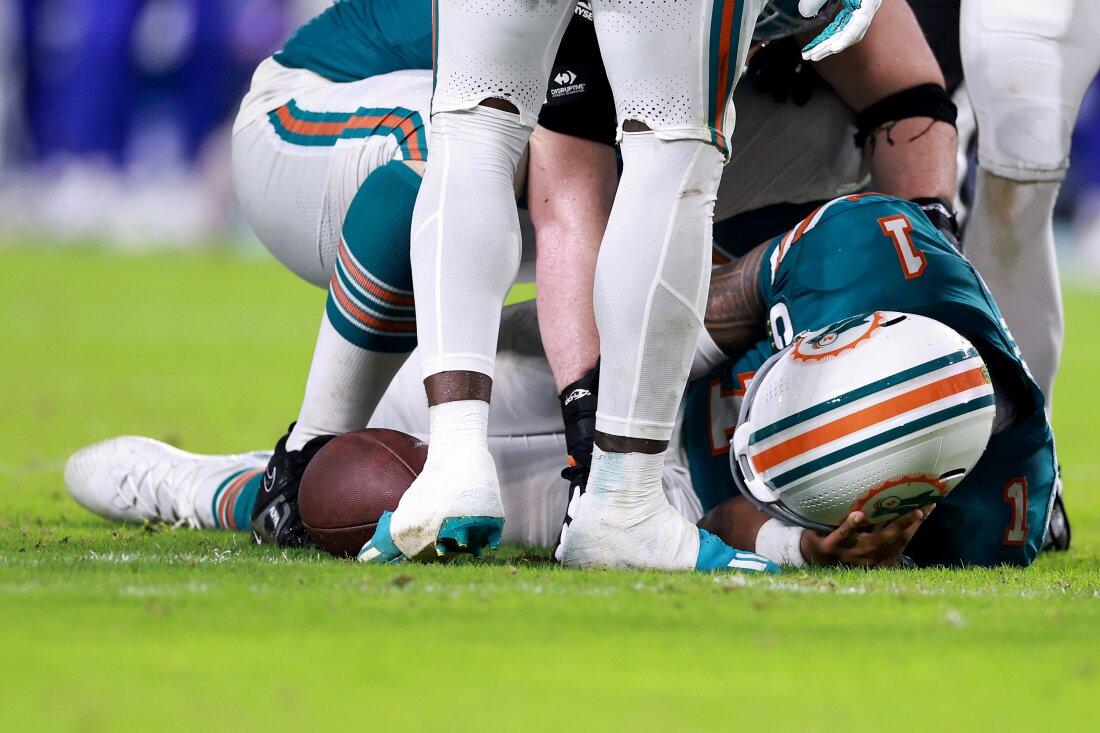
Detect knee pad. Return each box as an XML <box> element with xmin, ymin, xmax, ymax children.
<box><xmin>972</xmin><ymin>90</ymin><xmax>1075</xmax><ymax>182</ymax></box>
<box><xmin>961</xmin><ymin>0</ymin><xmax>1088</xmax><ymax>181</ymax></box>
<box><xmin>327</xmin><ymin>161</ymin><xmax>421</xmax><ymax>353</ymax></box>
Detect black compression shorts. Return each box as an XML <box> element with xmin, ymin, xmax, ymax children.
<box><xmin>537</xmin><ymin>6</ymin><xmax>617</xmax><ymax>147</ymax></box>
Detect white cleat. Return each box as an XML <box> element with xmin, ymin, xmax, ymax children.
<box><xmin>360</xmin><ymin>447</ymin><xmax>505</xmax><ymax>563</ymax></box>
<box><xmin>64</xmin><ymin>437</ymin><xmax>270</xmax><ymax>528</ymax></box>
<box><xmin>560</xmin><ymin>489</ymin><xmax>702</xmax><ymax>571</ymax></box>
<box><xmin>561</xmin><ymin>491</ymin><xmax>779</xmax><ymax>574</ymax></box>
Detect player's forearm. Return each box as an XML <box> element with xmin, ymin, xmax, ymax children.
<box><xmin>702</xmin><ymin>242</ymin><xmax>768</xmax><ymax>357</ymax></box>
<box><xmin>699</xmin><ymin>497</ymin><xmax>809</xmax><ymax>567</ymax></box>
<box><xmin>864</xmin><ymin>118</ymin><xmax>957</xmax><ymax>201</ymax></box>
<box><xmin>698</xmin><ymin>496</ymin><xmax>774</xmax><ymax>556</ymax></box>
<box><xmin>527</xmin><ymin>126</ymin><xmax>617</xmax><ymax>392</ymax></box>
<box><xmin>808</xmin><ymin>0</ymin><xmax>957</xmax><ymax>201</ymax></box>
<box><xmin>807</xmin><ymin>0</ymin><xmax>944</xmax><ymax>111</ymax></box>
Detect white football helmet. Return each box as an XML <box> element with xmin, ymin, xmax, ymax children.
<box><xmin>731</xmin><ymin>311</ymin><xmax>996</xmax><ymax>531</ymax></box>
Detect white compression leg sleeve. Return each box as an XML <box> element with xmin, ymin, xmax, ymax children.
<box><xmin>593</xmin><ymin>133</ymin><xmax>724</xmax><ymax>441</ymax></box>
<box><xmin>964</xmin><ymin>172</ymin><xmax>1063</xmax><ymax>411</ymax></box>
<box><xmin>410</xmin><ymin>107</ymin><xmax>530</xmax><ymax>379</ymax></box>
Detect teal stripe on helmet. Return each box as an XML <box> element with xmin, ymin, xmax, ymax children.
<box><xmin>768</xmin><ymin>393</ymin><xmax>996</xmax><ymax>489</ymax></box>
<box><xmin>749</xmin><ymin>347</ymin><xmax>980</xmax><ymax>446</ymax></box>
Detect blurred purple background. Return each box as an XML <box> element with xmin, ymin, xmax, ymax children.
<box><xmin>1</xmin><ymin>0</ymin><xmax>1099</xmax><ymax>263</ymax></box>
<box><xmin>0</xmin><ymin>0</ymin><xmax>326</xmax><ymax>244</ymax></box>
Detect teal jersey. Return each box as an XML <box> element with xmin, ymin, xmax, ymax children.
<box><xmin>684</xmin><ymin>194</ymin><xmax>1057</xmax><ymax>567</ymax></box>
<box><xmin>274</xmin><ymin>0</ymin><xmax>432</xmax><ymax>83</ymax></box>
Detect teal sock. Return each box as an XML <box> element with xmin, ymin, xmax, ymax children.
<box><xmin>326</xmin><ymin>159</ymin><xmax>420</xmax><ymax>353</ymax></box>
<box><xmin>210</xmin><ymin>469</ymin><xmax>264</xmax><ymax>532</ymax></box>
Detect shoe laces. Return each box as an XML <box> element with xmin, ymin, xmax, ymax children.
<box><xmin>112</xmin><ymin>458</ymin><xmax>205</xmax><ymax>529</ymax></box>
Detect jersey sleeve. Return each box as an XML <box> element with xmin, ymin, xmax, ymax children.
<box><xmin>756</xmin><ymin>235</ymin><xmax>786</xmax><ymax>312</ymax></box>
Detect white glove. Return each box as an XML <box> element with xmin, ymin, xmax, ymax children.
<box><xmin>798</xmin><ymin>0</ymin><xmax>882</xmax><ymax>62</ymax></box>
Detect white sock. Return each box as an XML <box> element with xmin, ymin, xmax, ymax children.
<box><xmin>424</xmin><ymin>399</ymin><xmax>490</xmax><ymax>457</ymax></box>
<box><xmin>288</xmin><ymin>318</ymin><xmax>409</xmax><ymax>451</ymax></box>
<box><xmin>586</xmin><ymin>446</ymin><xmax>665</xmax><ymax>505</ymax></box>
<box><xmin>390</xmin><ymin>400</ymin><xmax>502</xmax><ymax>557</ymax></box>
<box><xmin>593</xmin><ymin>134</ymin><xmax>723</xmax><ymax>441</ymax></box>
<box><xmin>964</xmin><ymin>172</ymin><xmax>1063</xmax><ymax>413</ymax></box>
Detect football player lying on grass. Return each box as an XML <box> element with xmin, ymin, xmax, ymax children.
<box><xmin>223</xmin><ymin>0</ymin><xmax>966</xmax><ymax>556</ymax></box>
<box><xmin>669</xmin><ymin>192</ymin><xmax>1057</xmax><ymax>569</ymax></box>
<box><xmin>66</xmin><ymin>194</ymin><xmax>1059</xmax><ymax>569</ymax></box>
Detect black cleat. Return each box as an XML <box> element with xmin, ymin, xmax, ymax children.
<box><xmin>250</xmin><ymin>423</ymin><xmax>336</xmax><ymax>547</ymax></box>
<box><xmin>1043</xmin><ymin>472</ymin><xmax>1071</xmax><ymax>553</ymax></box>
<box><xmin>552</xmin><ymin>363</ymin><xmax>599</xmax><ymax>563</ymax></box>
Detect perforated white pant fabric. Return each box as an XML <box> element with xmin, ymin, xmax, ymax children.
<box><xmin>432</xmin><ymin>0</ymin><xmax>578</xmax><ymax>129</ymax></box>
<box><xmin>594</xmin><ymin>0</ymin><xmax>765</xmax><ymax>151</ymax></box>
<box><xmin>433</xmin><ymin>0</ymin><xmax>767</xmax><ymax>148</ymax></box>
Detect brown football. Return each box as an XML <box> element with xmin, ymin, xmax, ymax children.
<box><xmin>299</xmin><ymin>428</ymin><xmax>427</xmax><ymax>557</ymax></box>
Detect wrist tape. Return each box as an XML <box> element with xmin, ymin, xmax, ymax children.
<box><xmin>755</xmin><ymin>518</ymin><xmax>807</xmax><ymax>567</ymax></box>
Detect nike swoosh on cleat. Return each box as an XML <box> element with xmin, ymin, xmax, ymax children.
<box><xmin>263</xmin><ymin>466</ymin><xmax>277</xmax><ymax>492</ymax></box>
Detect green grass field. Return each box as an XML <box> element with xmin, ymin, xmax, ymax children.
<box><xmin>1</xmin><ymin>246</ymin><xmax>1098</xmax><ymax>732</ymax></box>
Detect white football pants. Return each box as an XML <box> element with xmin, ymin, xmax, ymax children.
<box><xmin>961</xmin><ymin>0</ymin><xmax>1100</xmax><ymax>409</ymax></box>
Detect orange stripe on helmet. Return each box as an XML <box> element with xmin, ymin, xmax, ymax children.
<box><xmin>751</xmin><ymin>367</ymin><xmax>990</xmax><ymax>473</ymax></box>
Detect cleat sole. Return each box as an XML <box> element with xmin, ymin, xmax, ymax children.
<box><xmin>357</xmin><ymin>511</ymin><xmax>407</xmax><ymax>564</ymax></box>
<box><xmin>435</xmin><ymin>516</ymin><xmax>504</xmax><ymax>558</ymax></box>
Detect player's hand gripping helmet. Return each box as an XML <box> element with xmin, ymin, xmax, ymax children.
<box><xmin>731</xmin><ymin>311</ymin><xmax>996</xmax><ymax>532</ymax></box>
